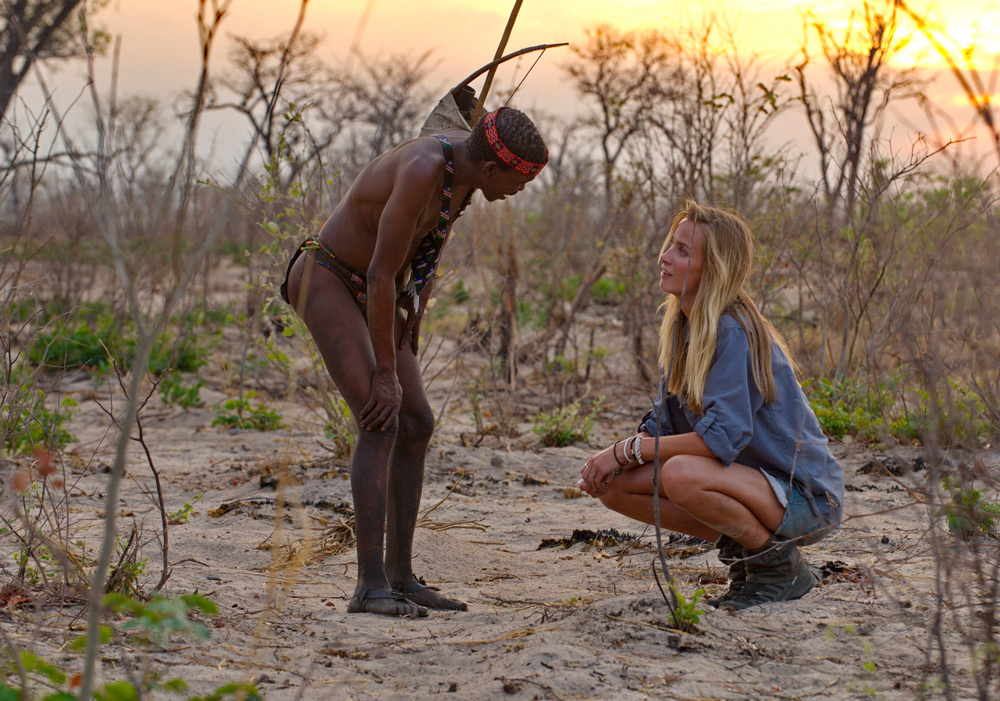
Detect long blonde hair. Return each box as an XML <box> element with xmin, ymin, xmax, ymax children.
<box><xmin>657</xmin><ymin>200</ymin><xmax>794</xmax><ymax>413</ymax></box>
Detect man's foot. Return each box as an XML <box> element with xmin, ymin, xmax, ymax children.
<box><xmin>393</xmin><ymin>576</ymin><xmax>468</xmax><ymax>611</ymax></box>
<box><xmin>347</xmin><ymin>587</ymin><xmax>429</xmax><ymax>617</ymax></box>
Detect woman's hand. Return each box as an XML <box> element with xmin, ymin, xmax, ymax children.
<box><xmin>579</xmin><ymin>443</ymin><xmax>622</xmax><ymax>498</ymax></box>
<box><xmin>359</xmin><ymin>367</ymin><xmax>402</xmax><ymax>431</ymax></box>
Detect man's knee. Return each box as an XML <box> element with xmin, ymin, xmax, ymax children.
<box><xmin>397</xmin><ymin>405</ymin><xmax>435</xmax><ymax>443</ymax></box>
<box><xmin>356</xmin><ymin>419</ymin><xmax>400</xmax><ymax>448</ymax></box>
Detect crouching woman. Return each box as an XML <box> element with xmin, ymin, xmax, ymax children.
<box><xmin>579</xmin><ymin>201</ymin><xmax>844</xmax><ymax>610</ymax></box>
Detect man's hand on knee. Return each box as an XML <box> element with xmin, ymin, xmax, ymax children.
<box><xmin>359</xmin><ymin>368</ymin><xmax>402</xmax><ymax>431</ymax></box>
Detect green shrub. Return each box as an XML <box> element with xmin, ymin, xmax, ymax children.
<box><xmin>28</xmin><ymin>312</ymin><xmax>121</xmax><ymax>371</ymax></box>
<box><xmin>1</xmin><ymin>366</ymin><xmax>77</xmax><ymax>456</ymax></box>
<box><xmin>12</xmin><ymin>544</ymin><xmax>56</xmax><ymax>587</ymax></box>
<box><xmin>804</xmin><ymin>372</ymin><xmax>994</xmax><ymax>447</ymax></box>
<box><xmin>938</xmin><ymin>476</ymin><xmax>1000</xmax><ymax>540</ymax></box>
<box><xmin>919</xmin><ymin>381</ymin><xmax>995</xmax><ymax>446</ymax></box>
<box><xmin>28</xmin><ymin>308</ymin><xmax>211</xmax><ymax>375</ymax></box>
<box><xmin>159</xmin><ymin>372</ymin><xmax>204</xmax><ymax>408</ymax></box>
<box><xmin>532</xmin><ymin>396</ymin><xmax>604</xmax><ymax>447</ymax></box>
<box><xmin>590</xmin><ymin>275</ymin><xmax>625</xmax><ymax>299</ymax></box>
<box><xmin>804</xmin><ymin>376</ymin><xmax>916</xmax><ymax>443</ymax></box>
<box><xmin>212</xmin><ymin>391</ymin><xmax>284</xmax><ymax>431</ymax></box>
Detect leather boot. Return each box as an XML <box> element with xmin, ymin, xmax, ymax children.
<box><xmin>719</xmin><ymin>536</ymin><xmax>814</xmax><ymax>611</ymax></box>
<box><xmin>706</xmin><ymin>535</ymin><xmax>747</xmax><ymax>607</ymax></box>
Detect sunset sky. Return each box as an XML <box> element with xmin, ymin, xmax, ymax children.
<box><xmin>22</xmin><ymin>0</ymin><xmax>1000</xmax><ymax>169</ymax></box>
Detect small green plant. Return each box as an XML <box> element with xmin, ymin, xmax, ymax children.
<box><xmin>804</xmin><ymin>371</ymin><xmax>995</xmax><ymax>447</ymax></box>
<box><xmin>12</xmin><ymin>543</ymin><xmax>58</xmax><ymax>587</ymax></box>
<box><xmin>667</xmin><ymin>581</ymin><xmax>706</xmax><ymax>632</ymax></box>
<box><xmin>212</xmin><ymin>391</ymin><xmax>284</xmax><ymax>431</ymax></box>
<box><xmin>532</xmin><ymin>396</ymin><xmax>604</xmax><ymax>447</ymax></box>
<box><xmin>169</xmin><ymin>496</ymin><xmax>202</xmax><ymax>524</ymax></box>
<box><xmin>938</xmin><ymin>476</ymin><xmax>1000</xmax><ymax>540</ymax></box>
<box><xmin>922</xmin><ymin>380</ymin><xmax>995</xmax><ymax>446</ymax></box>
<box><xmin>27</xmin><ymin>309</ymin><xmax>121</xmax><ymax>371</ymax></box>
<box><xmin>159</xmin><ymin>372</ymin><xmax>205</xmax><ymax>408</ymax></box>
<box><xmin>107</xmin><ymin>534</ymin><xmax>148</xmax><ymax>597</ymax></box>
<box><xmin>805</xmin><ymin>377</ymin><xmax>877</xmax><ymax>439</ymax></box>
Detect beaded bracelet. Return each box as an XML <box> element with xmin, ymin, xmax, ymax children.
<box><xmin>634</xmin><ymin>436</ymin><xmax>646</xmax><ymax>465</ymax></box>
<box><xmin>625</xmin><ymin>435</ymin><xmax>638</xmax><ymax>463</ymax></box>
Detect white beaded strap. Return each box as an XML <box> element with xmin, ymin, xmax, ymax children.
<box><xmin>634</xmin><ymin>436</ymin><xmax>646</xmax><ymax>465</ymax></box>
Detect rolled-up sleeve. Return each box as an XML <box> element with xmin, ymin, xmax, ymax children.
<box><xmin>693</xmin><ymin>327</ymin><xmax>762</xmax><ymax>465</ymax></box>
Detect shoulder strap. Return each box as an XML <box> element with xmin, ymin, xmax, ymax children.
<box><xmin>408</xmin><ymin>135</ymin><xmax>456</xmax><ymax>294</ymax></box>
<box><xmin>434</xmin><ymin>135</ymin><xmax>454</xmax><ymax>239</ymax></box>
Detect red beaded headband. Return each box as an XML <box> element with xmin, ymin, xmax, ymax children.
<box><xmin>483</xmin><ymin>107</ymin><xmax>548</xmax><ymax>177</ymax></box>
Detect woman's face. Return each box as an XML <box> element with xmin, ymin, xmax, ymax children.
<box><xmin>659</xmin><ymin>218</ymin><xmax>704</xmax><ymax>301</ymax></box>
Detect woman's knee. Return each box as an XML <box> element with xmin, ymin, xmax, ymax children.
<box><xmin>660</xmin><ymin>455</ymin><xmax>703</xmax><ymax>505</ymax></box>
<box><xmin>598</xmin><ymin>477</ymin><xmax>632</xmax><ymax>512</ymax></box>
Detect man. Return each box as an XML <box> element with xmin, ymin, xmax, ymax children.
<box><xmin>281</xmin><ymin>106</ymin><xmax>547</xmax><ymax>616</ymax></box>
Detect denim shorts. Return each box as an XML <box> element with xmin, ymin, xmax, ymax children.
<box><xmin>761</xmin><ymin>469</ymin><xmax>833</xmax><ymax>546</ymax></box>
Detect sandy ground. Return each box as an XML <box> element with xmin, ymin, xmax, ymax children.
<box><xmin>4</xmin><ymin>357</ymin><xmax>996</xmax><ymax>701</ymax></box>
<box><xmin>1</xmin><ymin>247</ymin><xmax>995</xmax><ymax>701</ymax></box>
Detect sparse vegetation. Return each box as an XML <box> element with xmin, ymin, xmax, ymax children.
<box><xmin>532</xmin><ymin>396</ymin><xmax>604</xmax><ymax>447</ymax></box>
<box><xmin>1</xmin><ymin>0</ymin><xmax>999</xmax><ymax>697</ymax></box>
<box><xmin>212</xmin><ymin>392</ymin><xmax>285</xmax><ymax>431</ymax></box>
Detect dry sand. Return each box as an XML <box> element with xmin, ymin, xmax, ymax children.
<box><xmin>4</xmin><ymin>364</ymin><xmax>993</xmax><ymax>701</ymax></box>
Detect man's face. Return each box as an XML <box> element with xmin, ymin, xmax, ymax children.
<box><xmin>480</xmin><ymin>162</ymin><xmax>535</xmax><ymax>201</ymax></box>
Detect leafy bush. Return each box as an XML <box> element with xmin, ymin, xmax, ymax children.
<box><xmin>804</xmin><ymin>373</ymin><xmax>995</xmax><ymax>447</ymax></box>
<box><xmin>938</xmin><ymin>477</ymin><xmax>1000</xmax><ymax>540</ymax></box>
<box><xmin>590</xmin><ymin>275</ymin><xmax>626</xmax><ymax>299</ymax></box>
<box><xmin>1</xmin><ymin>366</ymin><xmax>77</xmax><ymax>456</ymax></box>
<box><xmin>918</xmin><ymin>381</ymin><xmax>995</xmax><ymax>446</ymax></box>
<box><xmin>104</xmin><ymin>592</ymin><xmax>216</xmax><ymax>644</ymax></box>
<box><xmin>159</xmin><ymin>372</ymin><xmax>204</xmax><ymax>408</ymax></box>
<box><xmin>28</xmin><ymin>311</ymin><xmax>120</xmax><ymax>371</ymax></box>
<box><xmin>804</xmin><ymin>375</ymin><xmax>916</xmax><ymax>443</ymax></box>
<box><xmin>532</xmin><ymin>396</ymin><xmax>604</xmax><ymax>447</ymax></box>
<box><xmin>212</xmin><ymin>391</ymin><xmax>284</xmax><ymax>431</ymax></box>
<box><xmin>28</xmin><ymin>307</ymin><xmax>213</xmax><ymax>375</ymax></box>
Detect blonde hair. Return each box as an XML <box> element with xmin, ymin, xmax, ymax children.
<box><xmin>657</xmin><ymin>200</ymin><xmax>795</xmax><ymax>413</ymax></box>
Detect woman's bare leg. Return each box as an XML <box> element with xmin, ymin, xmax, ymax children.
<box><xmin>599</xmin><ymin>455</ymin><xmax>784</xmax><ymax>549</ymax></box>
